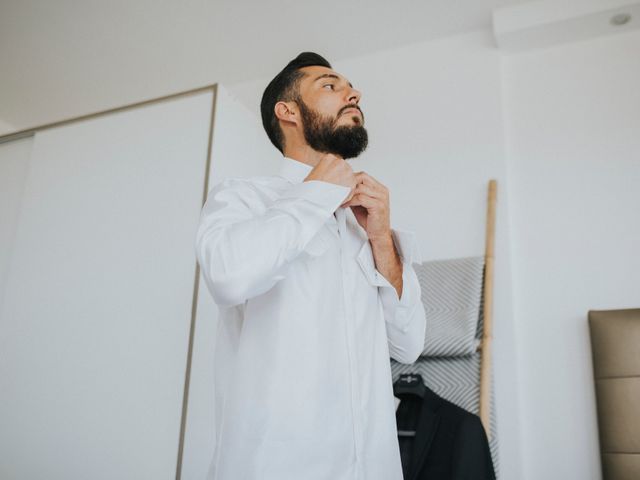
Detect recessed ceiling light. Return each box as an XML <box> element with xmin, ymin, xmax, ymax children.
<box><xmin>610</xmin><ymin>13</ymin><xmax>632</xmax><ymax>26</ymax></box>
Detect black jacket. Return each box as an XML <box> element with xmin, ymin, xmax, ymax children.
<box><xmin>394</xmin><ymin>382</ymin><xmax>496</xmax><ymax>480</ymax></box>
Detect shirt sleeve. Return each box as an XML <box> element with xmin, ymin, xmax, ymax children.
<box><xmin>356</xmin><ymin>228</ymin><xmax>427</xmax><ymax>364</ymax></box>
<box><xmin>195</xmin><ymin>177</ymin><xmax>351</xmax><ymax>308</ymax></box>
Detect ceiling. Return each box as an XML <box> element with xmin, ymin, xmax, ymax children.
<box><xmin>0</xmin><ymin>0</ymin><xmax>533</xmax><ymax>131</ymax></box>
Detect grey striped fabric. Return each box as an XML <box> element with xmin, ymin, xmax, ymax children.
<box><xmin>390</xmin><ymin>256</ymin><xmax>499</xmax><ymax>476</ymax></box>
<box><xmin>391</xmin><ymin>355</ymin><xmax>499</xmax><ymax>478</ymax></box>
<box><xmin>414</xmin><ymin>256</ymin><xmax>485</xmax><ymax>357</ymax></box>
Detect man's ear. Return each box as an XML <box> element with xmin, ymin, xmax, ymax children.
<box><xmin>274</xmin><ymin>101</ymin><xmax>298</xmax><ymax>126</ymax></box>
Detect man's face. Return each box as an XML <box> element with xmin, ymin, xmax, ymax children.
<box><xmin>295</xmin><ymin>65</ymin><xmax>368</xmax><ymax>159</ymax></box>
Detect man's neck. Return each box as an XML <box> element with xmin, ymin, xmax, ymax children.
<box><xmin>283</xmin><ymin>145</ymin><xmax>342</xmax><ymax>168</ymax></box>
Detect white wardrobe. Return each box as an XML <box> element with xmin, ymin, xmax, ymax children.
<box><xmin>0</xmin><ymin>85</ymin><xmax>279</xmax><ymax>479</ymax></box>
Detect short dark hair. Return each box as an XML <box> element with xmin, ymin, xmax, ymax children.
<box><xmin>260</xmin><ymin>52</ymin><xmax>332</xmax><ymax>154</ymax></box>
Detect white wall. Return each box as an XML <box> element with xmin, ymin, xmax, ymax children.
<box><xmin>503</xmin><ymin>29</ymin><xmax>640</xmax><ymax>480</ymax></box>
<box><xmin>0</xmin><ymin>118</ymin><xmax>16</xmax><ymax>136</ymax></box>
<box><xmin>229</xmin><ymin>30</ymin><xmax>522</xmax><ymax>480</ymax></box>
<box><xmin>0</xmin><ymin>136</ymin><xmax>33</xmax><ymax>315</ymax></box>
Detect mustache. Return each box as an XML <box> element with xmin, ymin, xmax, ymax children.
<box><xmin>338</xmin><ymin>104</ymin><xmax>363</xmax><ymax>118</ymax></box>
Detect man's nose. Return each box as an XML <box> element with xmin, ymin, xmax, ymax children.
<box><xmin>347</xmin><ymin>87</ymin><xmax>361</xmax><ymax>104</ymax></box>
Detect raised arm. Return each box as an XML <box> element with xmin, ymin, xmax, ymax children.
<box><xmin>195</xmin><ymin>177</ymin><xmax>351</xmax><ymax>308</ymax></box>
<box><xmin>196</xmin><ymin>155</ymin><xmax>356</xmax><ymax>308</ymax></box>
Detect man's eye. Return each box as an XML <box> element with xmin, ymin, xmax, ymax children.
<box><xmin>323</xmin><ymin>84</ymin><xmax>334</xmax><ymax>90</ymax></box>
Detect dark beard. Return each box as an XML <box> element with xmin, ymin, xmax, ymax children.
<box><xmin>297</xmin><ymin>98</ymin><xmax>368</xmax><ymax>159</ymax></box>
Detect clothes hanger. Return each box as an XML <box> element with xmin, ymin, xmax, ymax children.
<box><xmin>393</xmin><ymin>373</ymin><xmax>427</xmax><ymax>437</ymax></box>
<box><xmin>394</xmin><ymin>373</ymin><xmax>426</xmax><ymax>398</ymax></box>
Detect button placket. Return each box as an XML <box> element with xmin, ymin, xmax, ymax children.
<box><xmin>335</xmin><ymin>207</ymin><xmax>364</xmax><ymax>477</ymax></box>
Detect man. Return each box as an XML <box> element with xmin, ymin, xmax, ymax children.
<box><xmin>195</xmin><ymin>52</ymin><xmax>427</xmax><ymax>480</ymax></box>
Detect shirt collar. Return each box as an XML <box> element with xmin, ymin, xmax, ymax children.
<box><xmin>277</xmin><ymin>156</ymin><xmax>352</xmax><ymax>184</ymax></box>
<box><xmin>277</xmin><ymin>156</ymin><xmax>314</xmax><ymax>184</ymax></box>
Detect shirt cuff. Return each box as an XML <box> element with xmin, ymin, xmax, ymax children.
<box><xmin>356</xmin><ymin>228</ymin><xmax>421</xmax><ymax>288</ymax></box>
<box><xmin>273</xmin><ymin>180</ymin><xmax>352</xmax><ymax>259</ymax></box>
<box><xmin>356</xmin><ymin>228</ymin><xmax>422</xmax><ymax>332</ymax></box>
<box><xmin>277</xmin><ymin>180</ymin><xmax>352</xmax><ymax>216</ymax></box>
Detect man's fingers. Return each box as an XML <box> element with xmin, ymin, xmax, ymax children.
<box><xmin>354</xmin><ymin>171</ymin><xmax>388</xmax><ymax>197</ymax></box>
<box><xmin>342</xmin><ymin>192</ymin><xmax>380</xmax><ymax>210</ymax></box>
<box><xmin>340</xmin><ymin>190</ymin><xmax>355</xmax><ymax>207</ymax></box>
<box><xmin>353</xmin><ymin>182</ymin><xmax>380</xmax><ymax>199</ymax></box>
<box><xmin>342</xmin><ymin>172</ymin><xmax>389</xmax><ymax>208</ymax></box>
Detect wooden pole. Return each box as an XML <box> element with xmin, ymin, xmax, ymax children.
<box><xmin>479</xmin><ymin>179</ymin><xmax>497</xmax><ymax>439</ymax></box>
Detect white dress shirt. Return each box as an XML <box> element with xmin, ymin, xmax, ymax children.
<box><xmin>195</xmin><ymin>156</ymin><xmax>427</xmax><ymax>480</ymax></box>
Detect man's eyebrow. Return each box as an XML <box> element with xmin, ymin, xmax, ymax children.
<box><xmin>313</xmin><ymin>73</ymin><xmax>354</xmax><ymax>88</ymax></box>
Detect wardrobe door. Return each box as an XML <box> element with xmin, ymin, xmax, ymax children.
<box><xmin>0</xmin><ymin>90</ymin><xmax>213</xmax><ymax>480</ymax></box>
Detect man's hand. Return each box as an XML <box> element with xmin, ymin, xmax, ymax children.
<box><xmin>304</xmin><ymin>154</ymin><xmax>357</xmax><ymax>202</ymax></box>
<box><xmin>340</xmin><ymin>171</ymin><xmax>392</xmax><ymax>243</ymax></box>
<box><xmin>340</xmin><ymin>171</ymin><xmax>403</xmax><ymax>298</ymax></box>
